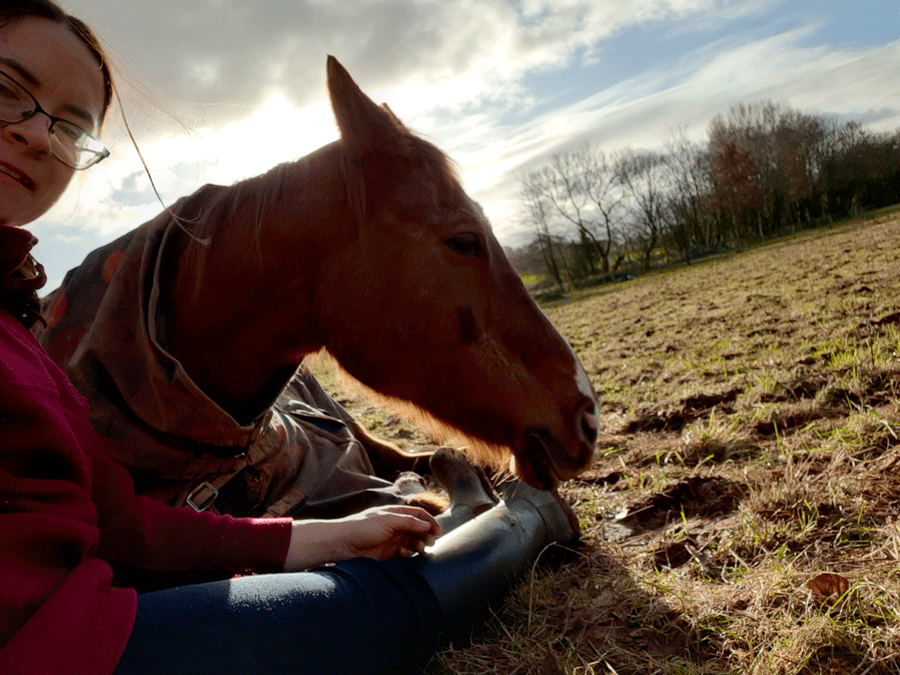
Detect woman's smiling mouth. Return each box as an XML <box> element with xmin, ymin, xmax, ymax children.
<box><xmin>0</xmin><ymin>162</ymin><xmax>35</xmax><ymax>190</ymax></box>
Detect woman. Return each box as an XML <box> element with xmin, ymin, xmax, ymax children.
<box><xmin>0</xmin><ymin>3</ymin><xmax>578</xmax><ymax>674</ymax></box>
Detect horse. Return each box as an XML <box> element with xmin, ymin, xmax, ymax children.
<box><xmin>36</xmin><ymin>57</ymin><xmax>599</xmax><ymax>522</ymax></box>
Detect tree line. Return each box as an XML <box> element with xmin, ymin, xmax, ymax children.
<box><xmin>508</xmin><ymin>101</ymin><xmax>900</xmax><ymax>294</ymax></box>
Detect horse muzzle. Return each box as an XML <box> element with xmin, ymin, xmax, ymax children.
<box><xmin>517</xmin><ymin>401</ymin><xmax>598</xmax><ymax>490</ymax></box>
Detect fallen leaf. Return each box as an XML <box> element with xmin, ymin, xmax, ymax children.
<box><xmin>806</xmin><ymin>572</ymin><xmax>850</xmax><ymax>597</ymax></box>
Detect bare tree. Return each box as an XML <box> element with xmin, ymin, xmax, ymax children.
<box><xmin>615</xmin><ymin>149</ymin><xmax>673</xmax><ymax>271</ymax></box>
<box><xmin>521</xmin><ymin>145</ymin><xmax>624</xmax><ymax>279</ymax></box>
<box><xmin>664</xmin><ymin>129</ymin><xmax>717</xmax><ymax>262</ymax></box>
<box><xmin>519</xmin><ymin>172</ymin><xmax>565</xmax><ymax>292</ymax></box>
<box><xmin>580</xmin><ymin>146</ymin><xmax>624</xmax><ymax>276</ymax></box>
<box><xmin>541</xmin><ymin>153</ymin><xmax>599</xmax><ymax>276</ymax></box>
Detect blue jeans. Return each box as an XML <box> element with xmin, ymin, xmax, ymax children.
<box><xmin>114</xmin><ymin>558</ymin><xmax>445</xmax><ymax>675</ymax></box>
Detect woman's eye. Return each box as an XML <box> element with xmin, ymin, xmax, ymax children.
<box><xmin>444</xmin><ymin>233</ymin><xmax>483</xmax><ymax>257</ymax></box>
<box><xmin>55</xmin><ymin>122</ymin><xmax>85</xmax><ymax>142</ymax></box>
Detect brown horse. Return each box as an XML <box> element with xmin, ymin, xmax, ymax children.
<box><xmin>38</xmin><ymin>57</ymin><xmax>598</xmax><ymax>517</ymax></box>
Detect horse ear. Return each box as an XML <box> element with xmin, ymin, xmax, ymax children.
<box><xmin>380</xmin><ymin>103</ymin><xmax>408</xmax><ymax>130</ymax></box>
<box><xmin>327</xmin><ymin>56</ymin><xmax>405</xmax><ymax>158</ymax></box>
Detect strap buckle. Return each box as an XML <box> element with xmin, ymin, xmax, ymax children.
<box><xmin>186</xmin><ymin>481</ymin><xmax>219</xmax><ymax>512</ymax></box>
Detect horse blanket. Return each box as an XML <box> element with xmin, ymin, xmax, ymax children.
<box><xmin>35</xmin><ymin>188</ymin><xmax>410</xmax><ymax>518</ymax></box>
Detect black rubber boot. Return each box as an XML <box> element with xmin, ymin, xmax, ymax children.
<box><xmin>409</xmin><ymin>484</ymin><xmax>580</xmax><ymax>647</ymax></box>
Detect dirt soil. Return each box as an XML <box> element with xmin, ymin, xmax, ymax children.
<box><xmin>316</xmin><ymin>208</ymin><xmax>900</xmax><ymax>675</ymax></box>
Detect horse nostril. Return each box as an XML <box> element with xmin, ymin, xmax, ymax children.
<box><xmin>580</xmin><ymin>408</ymin><xmax>599</xmax><ymax>446</ymax></box>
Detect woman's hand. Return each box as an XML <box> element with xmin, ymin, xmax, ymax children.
<box><xmin>284</xmin><ymin>505</ymin><xmax>442</xmax><ymax>572</ymax></box>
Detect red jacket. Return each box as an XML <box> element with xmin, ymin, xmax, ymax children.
<box><xmin>0</xmin><ymin>302</ymin><xmax>293</xmax><ymax>674</ymax></box>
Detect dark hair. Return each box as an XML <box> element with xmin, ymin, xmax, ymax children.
<box><xmin>0</xmin><ymin>0</ymin><xmax>114</xmax><ymax>121</ymax></box>
<box><xmin>0</xmin><ymin>1</ymin><xmax>114</xmax><ymax>328</ymax></box>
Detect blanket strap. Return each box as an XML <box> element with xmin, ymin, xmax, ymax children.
<box><xmin>183</xmin><ymin>410</ymin><xmax>274</xmax><ymax>513</ymax></box>
<box><xmin>184</xmin><ymin>460</ymin><xmax>249</xmax><ymax>513</ymax></box>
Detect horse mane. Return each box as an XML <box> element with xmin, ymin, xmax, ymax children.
<box><xmin>177</xmin><ymin>158</ymin><xmax>308</xmax><ymax>285</ymax></box>
<box><xmin>399</xmin><ymin>133</ymin><xmax>460</xmax><ymax>184</ymax></box>
<box><xmin>179</xmin><ymin>132</ymin><xmax>459</xmax><ymax>287</ymax></box>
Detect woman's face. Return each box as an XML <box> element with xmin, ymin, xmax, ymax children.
<box><xmin>0</xmin><ymin>16</ymin><xmax>105</xmax><ymax>227</ymax></box>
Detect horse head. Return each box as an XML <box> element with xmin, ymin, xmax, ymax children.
<box><xmin>317</xmin><ymin>57</ymin><xmax>599</xmax><ymax>490</ymax></box>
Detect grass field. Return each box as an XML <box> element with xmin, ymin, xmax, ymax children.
<box><xmin>316</xmin><ymin>208</ymin><xmax>900</xmax><ymax>674</ymax></box>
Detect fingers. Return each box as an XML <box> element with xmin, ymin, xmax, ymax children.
<box><xmin>395</xmin><ymin>531</ymin><xmax>431</xmax><ymax>558</ymax></box>
<box><xmin>366</xmin><ymin>505</ymin><xmax>443</xmax><ymax>538</ymax></box>
<box><xmin>344</xmin><ymin>505</ymin><xmax>446</xmax><ymax>560</ymax></box>
<box><xmin>383</xmin><ymin>513</ymin><xmax>439</xmax><ymax>549</ymax></box>
<box><xmin>377</xmin><ymin>510</ymin><xmax>441</xmax><ymax>557</ymax></box>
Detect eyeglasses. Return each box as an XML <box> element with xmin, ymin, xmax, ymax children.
<box><xmin>0</xmin><ymin>70</ymin><xmax>109</xmax><ymax>170</ymax></box>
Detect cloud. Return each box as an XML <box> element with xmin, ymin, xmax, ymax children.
<box><xmin>71</xmin><ymin>0</ymin><xmax>736</xmax><ymax>126</ymax></box>
<box><xmin>27</xmin><ymin>0</ymin><xmax>900</xmax><ymax>287</ymax></box>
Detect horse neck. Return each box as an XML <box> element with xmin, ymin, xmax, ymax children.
<box><xmin>163</xmin><ymin>143</ymin><xmax>351</xmax><ymax>421</ymax></box>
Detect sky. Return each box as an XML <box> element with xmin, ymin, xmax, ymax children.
<box><xmin>27</xmin><ymin>0</ymin><xmax>900</xmax><ymax>289</ymax></box>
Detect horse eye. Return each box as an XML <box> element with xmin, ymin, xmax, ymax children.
<box><xmin>444</xmin><ymin>233</ymin><xmax>483</xmax><ymax>257</ymax></box>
